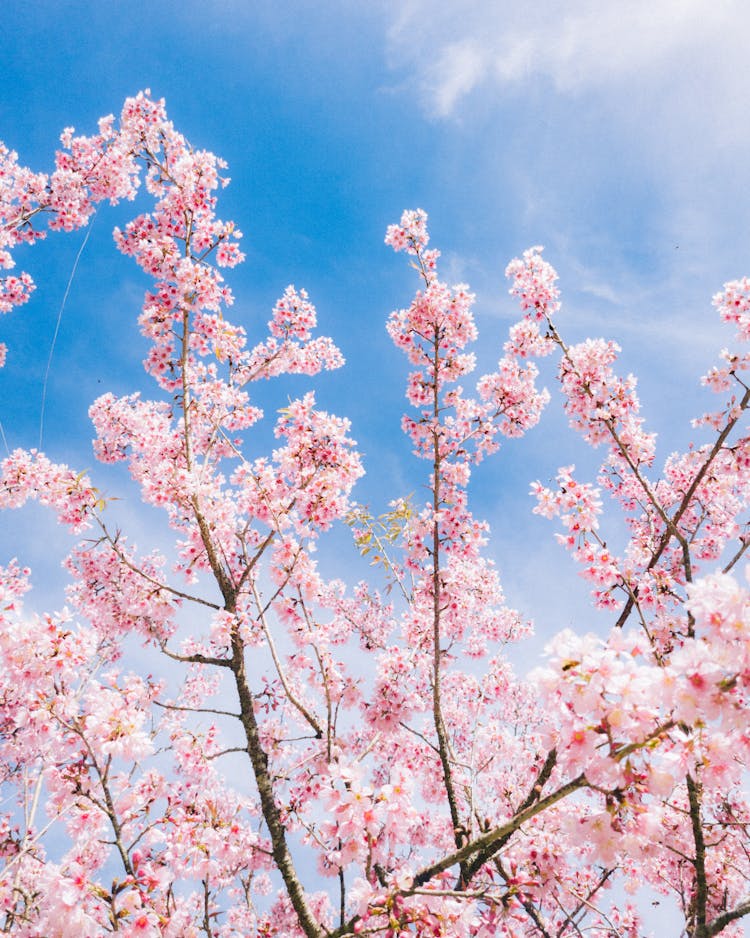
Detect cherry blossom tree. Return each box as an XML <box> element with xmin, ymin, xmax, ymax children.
<box><xmin>0</xmin><ymin>92</ymin><xmax>748</xmax><ymax>937</ymax></box>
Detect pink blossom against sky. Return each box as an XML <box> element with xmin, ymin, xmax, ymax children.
<box><xmin>2</xmin><ymin>0</ymin><xmax>748</xmax><ymax>642</ymax></box>
<box><xmin>1</xmin><ymin>6</ymin><xmax>750</xmax><ymax>933</ymax></box>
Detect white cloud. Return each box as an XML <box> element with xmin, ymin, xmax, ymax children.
<box><xmin>387</xmin><ymin>0</ymin><xmax>750</xmax><ymax>122</ymax></box>
<box><xmin>429</xmin><ymin>39</ymin><xmax>488</xmax><ymax>117</ymax></box>
<box><xmin>382</xmin><ymin>0</ymin><xmax>750</xmax><ymax>304</ymax></box>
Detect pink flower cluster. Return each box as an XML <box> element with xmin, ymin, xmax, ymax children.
<box><xmin>0</xmin><ymin>96</ymin><xmax>749</xmax><ymax>937</ymax></box>
<box><xmin>0</xmin><ymin>449</ymin><xmax>98</xmax><ymax>532</ymax></box>
<box><xmin>714</xmin><ymin>275</ymin><xmax>750</xmax><ymax>342</ymax></box>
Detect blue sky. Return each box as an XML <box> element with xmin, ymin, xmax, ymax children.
<box><xmin>2</xmin><ymin>0</ymin><xmax>750</xmax><ymax>637</ymax></box>
<box><xmin>2</xmin><ymin>5</ymin><xmax>750</xmax><ymax>930</ymax></box>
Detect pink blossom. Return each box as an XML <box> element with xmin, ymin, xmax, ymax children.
<box><xmin>0</xmin><ymin>97</ymin><xmax>747</xmax><ymax>938</ymax></box>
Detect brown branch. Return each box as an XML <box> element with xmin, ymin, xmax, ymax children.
<box><xmin>687</xmin><ymin>772</ymin><xmax>708</xmax><ymax>937</ymax></box>
<box><xmin>462</xmin><ymin>748</ymin><xmax>558</xmax><ymax>884</ymax></box>
<box><xmin>706</xmin><ymin>897</ymin><xmax>750</xmax><ymax>936</ymax></box>
<box><xmin>722</xmin><ymin>531</ymin><xmax>750</xmax><ymax>574</ymax></box>
<box><xmin>93</xmin><ymin>518</ymin><xmax>221</xmax><ymax>610</ymax></box>
<box><xmin>555</xmin><ymin>867</ymin><xmax>615</xmax><ymax>937</ymax></box>
<box><xmin>250</xmin><ymin>582</ymin><xmax>323</xmax><ymax>738</ymax></box>
<box><xmin>235</xmin><ymin>528</ymin><xmax>276</xmax><ymax>593</ymax></box>
<box><xmin>159</xmin><ymin>644</ymin><xmax>232</xmax><ymax>668</ymax></box>
<box><xmin>229</xmin><ymin>630</ymin><xmax>324</xmax><ymax>938</ymax></box>
<box><xmin>616</xmin><ymin>386</ymin><xmax>750</xmax><ymax>629</ymax></box>
<box><xmin>153</xmin><ymin>700</ymin><xmax>239</xmax><ymax>718</ymax></box>
<box><xmin>411</xmin><ymin>772</ymin><xmax>587</xmax><ymax>891</ymax></box>
<box><xmin>206</xmin><ymin>747</ymin><xmax>248</xmax><ymax>761</ymax></box>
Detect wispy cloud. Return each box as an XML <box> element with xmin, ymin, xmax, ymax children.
<box><xmin>387</xmin><ymin>0</ymin><xmax>750</xmax><ymax>134</ymax></box>
<box><xmin>384</xmin><ymin>0</ymin><xmax>750</xmax><ymax>298</ymax></box>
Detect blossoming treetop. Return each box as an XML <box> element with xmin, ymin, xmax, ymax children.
<box><xmin>0</xmin><ymin>92</ymin><xmax>748</xmax><ymax>937</ymax></box>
